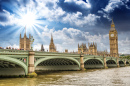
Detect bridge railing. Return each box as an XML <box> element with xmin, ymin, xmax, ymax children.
<box><xmin>34</xmin><ymin>51</ymin><xmax>81</xmax><ymax>56</ymax></box>
<box><xmin>84</xmin><ymin>54</ymin><xmax>118</xmax><ymax>59</ymax></box>
<box><xmin>0</xmin><ymin>49</ymin><xmax>28</xmax><ymax>55</ymax></box>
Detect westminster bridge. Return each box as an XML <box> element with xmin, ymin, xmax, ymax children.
<box><xmin>0</xmin><ymin>49</ymin><xmax>130</xmax><ymax>76</ymax></box>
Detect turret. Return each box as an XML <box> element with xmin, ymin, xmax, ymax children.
<box><xmin>95</xmin><ymin>43</ymin><xmax>97</xmax><ymax>48</ymax></box>
<box><xmin>29</xmin><ymin>34</ymin><xmax>31</xmax><ymax>39</ymax></box>
<box><xmin>49</xmin><ymin>34</ymin><xmax>56</xmax><ymax>52</ymax></box>
<box><xmin>24</xmin><ymin>26</ymin><xmax>26</xmax><ymax>38</ymax></box>
<box><xmin>51</xmin><ymin>33</ymin><xmax>53</xmax><ymax>43</ymax></box>
<box><xmin>20</xmin><ymin>33</ymin><xmax>21</xmax><ymax>38</ymax></box>
<box><xmin>41</xmin><ymin>44</ymin><xmax>44</xmax><ymax>51</ymax></box>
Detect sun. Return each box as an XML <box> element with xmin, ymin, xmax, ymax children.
<box><xmin>19</xmin><ymin>11</ymin><xmax>37</xmax><ymax>27</ymax></box>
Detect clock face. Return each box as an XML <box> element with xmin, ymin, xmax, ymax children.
<box><xmin>111</xmin><ymin>34</ymin><xmax>114</xmax><ymax>37</ymax></box>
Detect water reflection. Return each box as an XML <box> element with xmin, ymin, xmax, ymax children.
<box><xmin>0</xmin><ymin>67</ymin><xmax>130</xmax><ymax>86</ymax></box>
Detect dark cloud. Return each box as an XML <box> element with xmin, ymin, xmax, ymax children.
<box><xmin>109</xmin><ymin>5</ymin><xmax>130</xmax><ymax>32</ymax></box>
<box><xmin>89</xmin><ymin>0</ymin><xmax>109</xmax><ymax>14</ymax></box>
<box><xmin>46</xmin><ymin>2</ymin><xmax>54</xmax><ymax>10</ymax></box>
<box><xmin>57</xmin><ymin>0</ymin><xmax>90</xmax><ymax>15</ymax></box>
<box><xmin>0</xmin><ymin>15</ymin><xmax>8</xmax><ymax>22</ymax></box>
<box><xmin>74</xmin><ymin>34</ymin><xmax>87</xmax><ymax>41</ymax></box>
<box><xmin>0</xmin><ymin>4</ymin><xmax>3</xmax><ymax>12</ymax></box>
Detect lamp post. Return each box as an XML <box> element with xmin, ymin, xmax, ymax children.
<box><xmin>30</xmin><ymin>35</ymin><xmax>34</xmax><ymax>51</ymax></box>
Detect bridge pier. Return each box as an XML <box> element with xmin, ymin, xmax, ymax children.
<box><xmin>116</xmin><ymin>57</ymin><xmax>120</xmax><ymax>67</ymax></box>
<box><xmin>103</xmin><ymin>56</ymin><xmax>108</xmax><ymax>69</ymax></box>
<box><xmin>80</xmin><ymin>54</ymin><xmax>84</xmax><ymax>71</ymax></box>
<box><xmin>27</xmin><ymin>51</ymin><xmax>37</xmax><ymax>77</ymax></box>
<box><xmin>124</xmin><ymin>59</ymin><xmax>126</xmax><ymax>66</ymax></box>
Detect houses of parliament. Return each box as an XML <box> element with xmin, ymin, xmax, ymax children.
<box><xmin>78</xmin><ymin>19</ymin><xmax>118</xmax><ymax>57</ymax></box>
<box><xmin>19</xmin><ymin>19</ymin><xmax>119</xmax><ymax>57</ymax></box>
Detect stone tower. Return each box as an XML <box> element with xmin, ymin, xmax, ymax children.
<box><xmin>78</xmin><ymin>43</ymin><xmax>87</xmax><ymax>54</ymax></box>
<box><xmin>109</xmin><ymin>19</ymin><xmax>118</xmax><ymax>57</ymax></box>
<box><xmin>41</xmin><ymin>44</ymin><xmax>44</xmax><ymax>51</ymax></box>
<box><xmin>88</xmin><ymin>42</ymin><xmax>97</xmax><ymax>55</ymax></box>
<box><xmin>49</xmin><ymin>34</ymin><xmax>56</xmax><ymax>52</ymax></box>
<box><xmin>19</xmin><ymin>27</ymin><xmax>31</xmax><ymax>50</ymax></box>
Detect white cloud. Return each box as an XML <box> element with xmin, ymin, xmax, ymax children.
<box><xmin>33</xmin><ymin>26</ymin><xmax>129</xmax><ymax>54</ymax></box>
<box><xmin>64</xmin><ymin>0</ymin><xmax>91</xmax><ymax>8</ymax></box>
<box><xmin>98</xmin><ymin>0</ymin><xmax>129</xmax><ymax>20</ymax></box>
<box><xmin>62</xmin><ymin>12</ymin><xmax>100</xmax><ymax>27</ymax></box>
<box><xmin>0</xmin><ymin>10</ymin><xmax>19</xmax><ymax>26</ymax></box>
<box><xmin>0</xmin><ymin>0</ymin><xmax>99</xmax><ymax>27</ymax></box>
<box><xmin>36</xmin><ymin>0</ymin><xmax>98</xmax><ymax>27</ymax></box>
<box><xmin>32</xmin><ymin>26</ymin><xmax>109</xmax><ymax>52</ymax></box>
<box><xmin>103</xmin><ymin>0</ymin><xmax>124</xmax><ymax>13</ymax></box>
<box><xmin>7</xmin><ymin>44</ymin><xmax>19</xmax><ymax>49</ymax></box>
<box><xmin>118</xmin><ymin>38</ymin><xmax>130</xmax><ymax>54</ymax></box>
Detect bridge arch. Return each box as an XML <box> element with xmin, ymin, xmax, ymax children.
<box><xmin>84</xmin><ymin>58</ymin><xmax>104</xmax><ymax>69</ymax></box>
<box><xmin>35</xmin><ymin>57</ymin><xmax>80</xmax><ymax>70</ymax></box>
<box><xmin>119</xmin><ymin>61</ymin><xmax>125</xmax><ymax>67</ymax></box>
<box><xmin>0</xmin><ymin>56</ymin><xmax>28</xmax><ymax>75</ymax></box>
<box><xmin>126</xmin><ymin>61</ymin><xmax>130</xmax><ymax>66</ymax></box>
<box><xmin>106</xmin><ymin>60</ymin><xmax>117</xmax><ymax>68</ymax></box>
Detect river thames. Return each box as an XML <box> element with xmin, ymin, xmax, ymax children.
<box><xmin>0</xmin><ymin>67</ymin><xmax>130</xmax><ymax>86</ymax></box>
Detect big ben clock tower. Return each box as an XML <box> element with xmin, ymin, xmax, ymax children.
<box><xmin>109</xmin><ymin>19</ymin><xmax>118</xmax><ymax>57</ymax></box>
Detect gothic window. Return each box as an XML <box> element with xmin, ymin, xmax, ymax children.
<box><xmin>21</xmin><ymin>44</ymin><xmax>24</xmax><ymax>48</ymax></box>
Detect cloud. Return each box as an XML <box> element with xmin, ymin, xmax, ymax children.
<box><xmin>33</xmin><ymin>43</ymin><xmax>49</xmax><ymax>51</ymax></box>
<box><xmin>7</xmin><ymin>44</ymin><xmax>19</xmax><ymax>49</ymax></box>
<box><xmin>103</xmin><ymin>0</ymin><xmax>123</xmax><ymax>13</ymax></box>
<box><xmin>34</xmin><ymin>25</ymin><xmax>109</xmax><ymax>52</ymax></box>
<box><xmin>0</xmin><ymin>10</ymin><xmax>19</xmax><ymax>26</ymax></box>
<box><xmin>97</xmin><ymin>0</ymin><xmax>130</xmax><ymax>20</ymax></box>
<box><xmin>0</xmin><ymin>0</ymin><xmax>99</xmax><ymax>27</ymax></box>
<box><xmin>34</xmin><ymin>25</ymin><xmax>129</xmax><ymax>54</ymax></box>
<box><xmin>62</xmin><ymin>12</ymin><xmax>100</xmax><ymax>27</ymax></box>
<box><xmin>118</xmin><ymin>38</ymin><xmax>130</xmax><ymax>54</ymax></box>
<box><xmin>64</xmin><ymin>0</ymin><xmax>91</xmax><ymax>8</ymax></box>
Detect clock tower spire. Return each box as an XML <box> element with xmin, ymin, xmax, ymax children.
<box><xmin>109</xmin><ymin>19</ymin><xmax>118</xmax><ymax>57</ymax></box>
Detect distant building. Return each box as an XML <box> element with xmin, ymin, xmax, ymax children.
<box><xmin>49</xmin><ymin>34</ymin><xmax>57</xmax><ymax>52</ymax></box>
<box><xmin>19</xmin><ymin>27</ymin><xmax>31</xmax><ymax>50</ymax></box>
<box><xmin>78</xmin><ymin>43</ymin><xmax>97</xmax><ymax>55</ymax></box>
<box><xmin>65</xmin><ymin>49</ymin><xmax>68</xmax><ymax>53</ymax></box>
<box><xmin>109</xmin><ymin>19</ymin><xmax>118</xmax><ymax>57</ymax></box>
<box><xmin>78</xmin><ymin>43</ymin><xmax>88</xmax><ymax>54</ymax></box>
<box><xmin>88</xmin><ymin>42</ymin><xmax>97</xmax><ymax>55</ymax></box>
<box><xmin>41</xmin><ymin>44</ymin><xmax>44</xmax><ymax>51</ymax></box>
<box><xmin>97</xmin><ymin>50</ymin><xmax>109</xmax><ymax>56</ymax></box>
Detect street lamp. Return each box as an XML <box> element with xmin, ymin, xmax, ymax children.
<box><xmin>30</xmin><ymin>35</ymin><xmax>34</xmax><ymax>50</ymax></box>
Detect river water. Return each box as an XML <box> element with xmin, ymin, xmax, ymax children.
<box><xmin>0</xmin><ymin>67</ymin><xmax>130</xmax><ymax>86</ymax></box>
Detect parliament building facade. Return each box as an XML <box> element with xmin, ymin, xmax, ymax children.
<box><xmin>19</xmin><ymin>20</ymin><xmax>119</xmax><ymax>57</ymax></box>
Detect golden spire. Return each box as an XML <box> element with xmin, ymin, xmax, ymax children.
<box><xmin>51</xmin><ymin>33</ymin><xmax>53</xmax><ymax>43</ymax></box>
<box><xmin>111</xmin><ymin>18</ymin><xmax>115</xmax><ymax>28</ymax></box>
<box><xmin>110</xmin><ymin>18</ymin><xmax>116</xmax><ymax>31</ymax></box>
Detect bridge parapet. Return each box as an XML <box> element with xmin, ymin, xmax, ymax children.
<box><xmin>34</xmin><ymin>51</ymin><xmax>81</xmax><ymax>58</ymax></box>
<box><xmin>0</xmin><ymin>49</ymin><xmax>28</xmax><ymax>55</ymax></box>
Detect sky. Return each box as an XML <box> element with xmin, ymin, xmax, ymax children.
<box><xmin>0</xmin><ymin>0</ymin><xmax>130</xmax><ymax>54</ymax></box>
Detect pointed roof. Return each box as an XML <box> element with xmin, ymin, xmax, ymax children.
<box><xmin>51</xmin><ymin>33</ymin><xmax>53</xmax><ymax>43</ymax></box>
<box><xmin>41</xmin><ymin>44</ymin><xmax>44</xmax><ymax>51</ymax></box>
<box><xmin>24</xmin><ymin>26</ymin><xmax>26</xmax><ymax>37</ymax></box>
<box><xmin>110</xmin><ymin>19</ymin><xmax>116</xmax><ymax>31</ymax></box>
